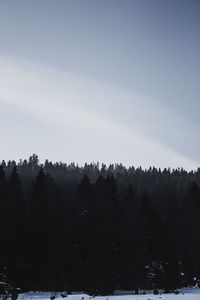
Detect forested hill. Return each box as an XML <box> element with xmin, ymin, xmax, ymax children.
<box><xmin>1</xmin><ymin>154</ymin><xmax>200</xmax><ymax>293</ymax></box>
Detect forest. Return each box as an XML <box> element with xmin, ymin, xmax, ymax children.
<box><xmin>1</xmin><ymin>154</ymin><xmax>200</xmax><ymax>294</ymax></box>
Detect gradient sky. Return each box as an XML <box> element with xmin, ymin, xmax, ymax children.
<box><xmin>0</xmin><ymin>0</ymin><xmax>199</xmax><ymax>170</ymax></box>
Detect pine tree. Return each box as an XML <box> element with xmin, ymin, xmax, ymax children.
<box><xmin>0</xmin><ymin>165</ymin><xmax>8</xmax><ymax>247</ymax></box>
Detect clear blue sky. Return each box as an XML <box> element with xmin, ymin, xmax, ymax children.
<box><xmin>0</xmin><ymin>0</ymin><xmax>199</xmax><ymax>169</ymax></box>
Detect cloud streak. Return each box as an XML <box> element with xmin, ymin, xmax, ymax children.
<box><xmin>0</xmin><ymin>55</ymin><xmax>198</xmax><ymax>170</ymax></box>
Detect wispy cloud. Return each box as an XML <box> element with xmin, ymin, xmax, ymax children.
<box><xmin>0</xmin><ymin>55</ymin><xmax>198</xmax><ymax>170</ymax></box>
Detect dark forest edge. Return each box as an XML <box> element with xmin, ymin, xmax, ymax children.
<box><xmin>1</xmin><ymin>154</ymin><xmax>200</xmax><ymax>295</ymax></box>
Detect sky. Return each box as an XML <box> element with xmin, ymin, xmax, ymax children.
<box><xmin>0</xmin><ymin>0</ymin><xmax>199</xmax><ymax>170</ymax></box>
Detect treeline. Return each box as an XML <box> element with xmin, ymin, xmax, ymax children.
<box><xmin>1</xmin><ymin>154</ymin><xmax>200</xmax><ymax>294</ymax></box>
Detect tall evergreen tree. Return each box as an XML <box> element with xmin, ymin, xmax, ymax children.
<box><xmin>7</xmin><ymin>167</ymin><xmax>26</xmax><ymax>285</ymax></box>
<box><xmin>0</xmin><ymin>165</ymin><xmax>8</xmax><ymax>278</ymax></box>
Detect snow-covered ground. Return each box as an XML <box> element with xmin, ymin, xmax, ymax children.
<box><xmin>17</xmin><ymin>288</ymin><xmax>200</xmax><ymax>300</ymax></box>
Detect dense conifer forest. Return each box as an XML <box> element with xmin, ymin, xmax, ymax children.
<box><xmin>1</xmin><ymin>154</ymin><xmax>200</xmax><ymax>294</ymax></box>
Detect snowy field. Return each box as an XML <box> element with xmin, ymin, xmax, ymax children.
<box><xmin>17</xmin><ymin>289</ymin><xmax>200</xmax><ymax>300</ymax></box>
